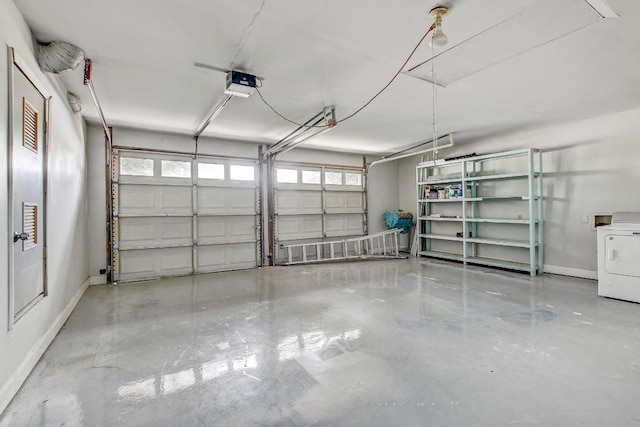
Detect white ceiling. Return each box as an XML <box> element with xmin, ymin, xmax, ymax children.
<box><xmin>13</xmin><ymin>0</ymin><xmax>640</xmax><ymax>154</ymax></box>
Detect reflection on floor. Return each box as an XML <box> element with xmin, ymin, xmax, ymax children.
<box><xmin>2</xmin><ymin>258</ymin><xmax>640</xmax><ymax>426</ymax></box>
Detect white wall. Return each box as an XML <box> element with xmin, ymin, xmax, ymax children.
<box><xmin>399</xmin><ymin>107</ymin><xmax>640</xmax><ymax>278</ymax></box>
<box><xmin>366</xmin><ymin>161</ymin><xmax>400</xmax><ymax>234</ymax></box>
<box><xmin>0</xmin><ymin>0</ymin><xmax>89</xmax><ymax>414</ymax></box>
<box><xmin>86</xmin><ymin>125</ymin><xmax>395</xmax><ymax>278</ymax></box>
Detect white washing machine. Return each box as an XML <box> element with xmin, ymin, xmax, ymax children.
<box><xmin>597</xmin><ymin>212</ymin><xmax>640</xmax><ymax>303</ymax></box>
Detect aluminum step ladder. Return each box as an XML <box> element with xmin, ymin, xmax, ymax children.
<box><xmin>281</xmin><ymin>229</ymin><xmax>406</xmax><ymax>266</ymax></box>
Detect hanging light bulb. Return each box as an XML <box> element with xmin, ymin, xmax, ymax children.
<box><xmin>430</xmin><ymin>25</ymin><xmax>448</xmax><ymax>47</ymax></box>
<box><xmin>429</xmin><ymin>6</ymin><xmax>450</xmax><ymax>48</ymax></box>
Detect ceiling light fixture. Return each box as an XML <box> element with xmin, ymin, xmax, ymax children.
<box><xmin>429</xmin><ymin>6</ymin><xmax>450</xmax><ymax>48</ymax></box>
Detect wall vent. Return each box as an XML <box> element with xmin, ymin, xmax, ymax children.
<box><xmin>23</xmin><ymin>98</ymin><xmax>39</xmax><ymax>153</ymax></box>
<box><xmin>22</xmin><ymin>203</ymin><xmax>38</xmax><ymax>251</ymax></box>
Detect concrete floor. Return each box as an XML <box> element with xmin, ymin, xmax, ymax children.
<box><xmin>1</xmin><ymin>258</ymin><xmax>640</xmax><ymax>426</ymax></box>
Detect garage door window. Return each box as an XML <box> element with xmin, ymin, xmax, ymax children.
<box><xmin>161</xmin><ymin>160</ymin><xmax>191</xmax><ymax>178</ymax></box>
<box><xmin>199</xmin><ymin>163</ymin><xmax>225</xmax><ymax>180</ymax></box>
<box><xmin>120</xmin><ymin>157</ymin><xmax>154</xmax><ymax>176</ymax></box>
<box><xmin>277</xmin><ymin>169</ymin><xmax>298</xmax><ymax>183</ymax></box>
<box><xmin>325</xmin><ymin>171</ymin><xmax>342</xmax><ymax>185</ymax></box>
<box><xmin>302</xmin><ymin>170</ymin><xmax>321</xmax><ymax>184</ymax></box>
<box><xmin>230</xmin><ymin>165</ymin><xmax>254</xmax><ymax>181</ymax></box>
<box><xmin>345</xmin><ymin>173</ymin><xmax>362</xmax><ymax>186</ymax></box>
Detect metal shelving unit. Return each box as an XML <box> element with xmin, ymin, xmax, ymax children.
<box><xmin>416</xmin><ymin>148</ymin><xmax>543</xmax><ymax>276</ymax></box>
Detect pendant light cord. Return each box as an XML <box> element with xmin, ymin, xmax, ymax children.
<box><xmin>256</xmin><ymin>23</ymin><xmax>436</xmax><ymax>128</ymax></box>
<box><xmin>432</xmin><ymin>43</ymin><xmax>439</xmax><ymax>160</ymax></box>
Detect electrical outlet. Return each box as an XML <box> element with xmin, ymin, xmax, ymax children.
<box><xmin>581</xmin><ymin>214</ymin><xmax>589</xmax><ymax>223</ymax></box>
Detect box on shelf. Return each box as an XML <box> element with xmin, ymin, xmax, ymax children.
<box><xmin>449</xmin><ymin>184</ymin><xmax>462</xmax><ymax>198</ymax></box>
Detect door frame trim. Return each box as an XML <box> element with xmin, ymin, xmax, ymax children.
<box><xmin>7</xmin><ymin>47</ymin><xmax>51</xmax><ymax>329</ymax></box>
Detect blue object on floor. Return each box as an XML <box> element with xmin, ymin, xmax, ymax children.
<box><xmin>383</xmin><ymin>209</ymin><xmax>413</xmax><ymax>234</ymax></box>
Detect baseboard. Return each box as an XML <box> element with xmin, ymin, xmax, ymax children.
<box><xmin>0</xmin><ymin>277</ymin><xmax>90</xmax><ymax>415</ymax></box>
<box><xmin>544</xmin><ymin>264</ymin><xmax>597</xmax><ymax>280</ymax></box>
<box><xmin>89</xmin><ymin>275</ymin><xmax>107</xmax><ymax>286</ymax></box>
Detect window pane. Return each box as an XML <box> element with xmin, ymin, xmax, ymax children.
<box><xmin>121</xmin><ymin>157</ymin><xmax>154</xmax><ymax>176</ymax></box>
<box><xmin>277</xmin><ymin>169</ymin><xmax>298</xmax><ymax>183</ymax></box>
<box><xmin>325</xmin><ymin>172</ymin><xmax>342</xmax><ymax>185</ymax></box>
<box><xmin>198</xmin><ymin>163</ymin><xmax>224</xmax><ymax>180</ymax></box>
<box><xmin>230</xmin><ymin>165</ymin><xmax>254</xmax><ymax>181</ymax></box>
<box><xmin>161</xmin><ymin>160</ymin><xmax>191</xmax><ymax>178</ymax></box>
<box><xmin>345</xmin><ymin>173</ymin><xmax>362</xmax><ymax>186</ymax></box>
<box><xmin>302</xmin><ymin>170</ymin><xmax>321</xmax><ymax>184</ymax></box>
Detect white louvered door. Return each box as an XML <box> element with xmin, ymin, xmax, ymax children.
<box><xmin>10</xmin><ymin>59</ymin><xmax>47</xmax><ymax>320</ymax></box>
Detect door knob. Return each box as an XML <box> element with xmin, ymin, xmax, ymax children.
<box><xmin>13</xmin><ymin>232</ymin><xmax>29</xmax><ymax>243</ymax></box>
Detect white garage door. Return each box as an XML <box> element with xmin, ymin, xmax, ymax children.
<box><xmin>273</xmin><ymin>163</ymin><xmax>366</xmax><ymax>263</ymax></box>
<box><xmin>112</xmin><ymin>150</ymin><xmax>260</xmax><ymax>282</ymax></box>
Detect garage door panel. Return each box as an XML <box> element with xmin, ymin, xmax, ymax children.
<box><xmin>273</xmin><ymin>163</ymin><xmax>365</xmax><ymax>265</ymax></box>
<box><xmin>325</xmin><ymin>214</ymin><xmax>363</xmax><ymax>237</ymax></box>
<box><xmin>277</xmin><ymin>191</ymin><xmax>322</xmax><ymax>215</ymax></box>
<box><xmin>120</xmin><ymin>185</ymin><xmax>192</xmax><ymax>215</ymax></box>
<box><xmin>325</xmin><ymin>192</ymin><xmax>363</xmax><ymax>214</ymax></box>
<box><xmin>198</xmin><ymin>216</ymin><xmax>256</xmax><ymax>243</ymax></box>
<box><xmin>114</xmin><ymin>151</ymin><xmax>260</xmax><ymax>282</ymax></box>
<box><xmin>198</xmin><ymin>243</ymin><xmax>256</xmax><ymax>272</ymax></box>
<box><xmin>198</xmin><ymin>187</ymin><xmax>256</xmax><ymax>215</ymax></box>
<box><xmin>162</xmin><ymin>188</ymin><xmax>192</xmax><ymax>209</ymax></box>
<box><xmin>120</xmin><ymin>187</ymin><xmax>155</xmax><ymax>210</ymax></box>
<box><xmin>119</xmin><ymin>217</ymin><xmax>192</xmax><ymax>248</ymax></box>
<box><xmin>119</xmin><ymin>247</ymin><xmax>192</xmax><ymax>282</ymax></box>
<box><xmin>277</xmin><ymin>215</ymin><xmax>323</xmax><ymax>241</ymax></box>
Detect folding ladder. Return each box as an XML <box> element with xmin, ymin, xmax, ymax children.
<box><xmin>281</xmin><ymin>229</ymin><xmax>405</xmax><ymax>266</ymax></box>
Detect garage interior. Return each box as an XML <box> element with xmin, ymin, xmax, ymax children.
<box><xmin>1</xmin><ymin>0</ymin><xmax>640</xmax><ymax>425</ymax></box>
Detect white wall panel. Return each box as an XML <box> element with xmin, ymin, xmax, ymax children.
<box><xmin>366</xmin><ymin>161</ymin><xmax>399</xmax><ymax>234</ymax></box>
<box><xmin>0</xmin><ymin>5</ymin><xmax>89</xmax><ymax>413</ymax></box>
